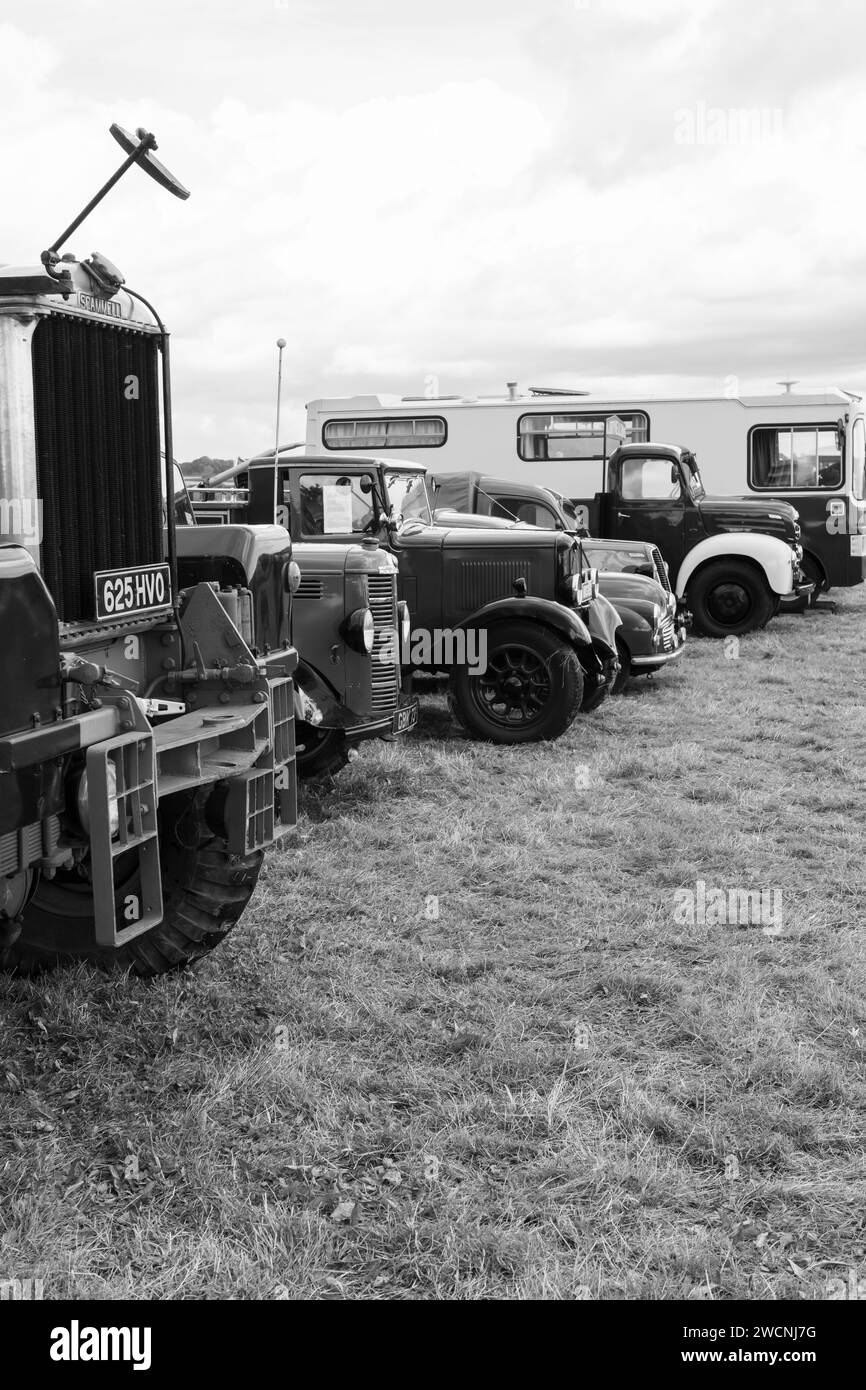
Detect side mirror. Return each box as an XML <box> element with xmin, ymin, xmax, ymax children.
<box><xmin>670</xmin><ymin>464</ymin><xmax>679</xmax><ymax>485</ymax></box>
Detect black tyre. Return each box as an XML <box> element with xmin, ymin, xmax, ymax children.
<box><xmin>688</xmin><ymin>560</ymin><xmax>774</xmax><ymax>638</ymax></box>
<box><xmin>612</xmin><ymin>637</ymin><xmax>631</xmax><ymax>694</ymax></box>
<box><xmin>448</xmin><ymin>621</ymin><xmax>584</xmax><ymax>743</ymax></box>
<box><xmin>800</xmin><ymin>554</ymin><xmax>825</xmax><ymax>607</ymax></box>
<box><xmin>0</xmin><ymin>789</ymin><xmax>262</xmax><ymax>977</ymax></box>
<box><xmin>296</xmin><ymin>722</ymin><xmax>351</xmax><ymax>780</ymax></box>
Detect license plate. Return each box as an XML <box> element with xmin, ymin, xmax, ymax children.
<box><xmin>94</xmin><ymin>563</ymin><xmax>172</xmax><ymax>620</ymax></box>
<box><xmin>392</xmin><ymin>701</ymin><xmax>418</xmax><ymax>734</ymax></box>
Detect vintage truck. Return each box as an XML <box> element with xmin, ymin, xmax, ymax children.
<box><xmin>192</xmin><ymin>452</ymin><xmax>622</xmax><ymax>743</ymax></box>
<box><xmin>176</xmin><ymin>469</ymin><xmax>417</xmax><ymax>778</ymax></box>
<box><xmin>0</xmin><ymin>126</ymin><xmax>300</xmax><ymax>975</ymax></box>
<box><xmin>430</xmin><ymin>471</ymin><xmax>687</xmax><ymax>692</ymax></box>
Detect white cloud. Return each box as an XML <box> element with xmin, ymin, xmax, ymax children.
<box><xmin>1</xmin><ymin>1</ymin><xmax>866</xmax><ymax>458</ymax></box>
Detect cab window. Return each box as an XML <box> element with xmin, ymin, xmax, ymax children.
<box><xmin>750</xmin><ymin>425</ymin><xmax>843</xmax><ymax>490</ymax></box>
<box><xmin>491</xmin><ymin>495</ymin><xmax>559</xmax><ymax>527</ymax></box>
<box><xmin>619</xmin><ymin>456</ymin><xmax>682</xmax><ymax>500</ymax></box>
<box><xmin>297</xmin><ymin>473</ymin><xmax>378</xmax><ymax>536</ymax></box>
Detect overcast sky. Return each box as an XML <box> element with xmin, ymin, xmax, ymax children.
<box><xmin>2</xmin><ymin>0</ymin><xmax>865</xmax><ymax>459</ymax></box>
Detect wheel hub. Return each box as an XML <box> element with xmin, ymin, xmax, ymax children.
<box><xmin>475</xmin><ymin>646</ymin><xmax>551</xmax><ymax>726</ymax></box>
<box><xmin>707</xmin><ymin>582</ymin><xmax>750</xmax><ymax>625</ymax></box>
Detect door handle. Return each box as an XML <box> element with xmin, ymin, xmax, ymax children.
<box><xmin>616</xmin><ymin>512</ymin><xmax>629</xmax><ymax>520</ymax></box>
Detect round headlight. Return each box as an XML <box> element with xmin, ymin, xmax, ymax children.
<box><xmin>398</xmin><ymin>600</ymin><xmax>411</xmax><ymax>649</ymax></box>
<box><xmin>344</xmin><ymin>607</ymin><xmax>375</xmax><ymax>654</ymax></box>
<box><xmin>287</xmin><ymin>560</ymin><xmax>302</xmax><ymax>595</ymax></box>
<box><xmin>560</xmin><ymin>574</ymin><xmax>580</xmax><ymax>605</ymax></box>
<box><xmin>77</xmin><ymin>762</ymin><xmax>120</xmax><ymax>839</ymax></box>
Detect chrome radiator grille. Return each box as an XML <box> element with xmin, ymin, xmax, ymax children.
<box><xmin>658</xmin><ymin>614</ymin><xmax>677</xmax><ymax>651</ymax></box>
<box><xmin>367</xmin><ymin>573</ymin><xmax>400</xmax><ymax>712</ymax></box>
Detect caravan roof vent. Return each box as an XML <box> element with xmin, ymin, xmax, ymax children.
<box><xmin>528</xmin><ymin>386</ymin><xmax>591</xmax><ymax>397</ymax></box>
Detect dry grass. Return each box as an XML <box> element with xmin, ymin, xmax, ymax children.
<box><xmin>1</xmin><ymin>592</ymin><xmax>864</xmax><ymax>1300</ymax></box>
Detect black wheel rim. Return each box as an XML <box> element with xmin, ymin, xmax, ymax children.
<box><xmin>470</xmin><ymin>644</ymin><xmax>552</xmax><ymax>729</ymax></box>
<box><xmin>706</xmin><ymin>581</ymin><xmax>752</xmax><ymax>627</ymax></box>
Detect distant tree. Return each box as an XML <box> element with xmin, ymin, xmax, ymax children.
<box><xmin>181</xmin><ymin>456</ymin><xmax>235</xmax><ymax>482</ymax></box>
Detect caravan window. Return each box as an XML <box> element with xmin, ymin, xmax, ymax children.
<box><xmin>750</xmin><ymin>426</ymin><xmax>843</xmax><ymax>490</ymax></box>
<box><xmin>517</xmin><ymin>411</ymin><xmax>649</xmax><ymax>461</ymax></box>
<box><xmin>322</xmin><ymin>417</ymin><xmax>446</xmax><ymax>450</ymax></box>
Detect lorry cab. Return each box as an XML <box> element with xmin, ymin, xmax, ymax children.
<box><xmin>173</xmin><ymin>464</ymin><xmax>417</xmax><ymax>777</ymax></box>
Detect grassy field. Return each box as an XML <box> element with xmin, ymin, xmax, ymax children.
<box><xmin>1</xmin><ymin>590</ymin><xmax>864</xmax><ymax>1301</ymax></box>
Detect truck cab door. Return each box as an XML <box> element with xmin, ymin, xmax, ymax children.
<box><xmin>607</xmin><ymin>454</ymin><xmax>689</xmax><ymax>576</ymax></box>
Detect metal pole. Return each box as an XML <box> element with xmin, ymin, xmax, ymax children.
<box><xmin>273</xmin><ymin>338</ymin><xmax>286</xmax><ymax>523</ymax></box>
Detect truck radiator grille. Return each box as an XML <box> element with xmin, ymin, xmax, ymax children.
<box><xmin>31</xmin><ymin>315</ymin><xmax>163</xmax><ymax>622</ymax></box>
<box><xmin>367</xmin><ymin>573</ymin><xmax>399</xmax><ymax>712</ymax></box>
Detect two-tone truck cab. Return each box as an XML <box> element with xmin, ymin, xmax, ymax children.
<box><xmin>585</xmin><ymin>441</ymin><xmax>811</xmax><ymax>636</ymax></box>
<box><xmin>195</xmin><ymin>451</ymin><xmax>621</xmax><ymax>744</ymax></box>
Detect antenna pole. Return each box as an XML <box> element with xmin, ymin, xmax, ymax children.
<box><xmin>273</xmin><ymin>338</ymin><xmax>286</xmax><ymax>521</ymax></box>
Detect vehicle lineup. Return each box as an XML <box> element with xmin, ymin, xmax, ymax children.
<box><xmin>0</xmin><ymin>125</ymin><xmax>860</xmax><ymax>979</ymax></box>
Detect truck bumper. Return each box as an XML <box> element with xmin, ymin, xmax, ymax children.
<box><xmin>346</xmin><ymin>693</ymin><xmax>420</xmax><ymax>743</ymax></box>
<box><xmin>778</xmin><ymin>578</ymin><xmax>816</xmax><ymax>612</ymax></box>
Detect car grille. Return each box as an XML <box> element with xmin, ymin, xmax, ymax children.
<box><xmin>658</xmin><ymin>614</ymin><xmax>678</xmax><ymax>651</ymax></box>
<box><xmin>367</xmin><ymin>573</ymin><xmax>400</xmax><ymax>712</ymax></box>
<box><xmin>652</xmin><ymin>547</ymin><xmax>672</xmax><ymax>592</ymax></box>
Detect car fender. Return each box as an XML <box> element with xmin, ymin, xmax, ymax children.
<box><xmin>675</xmin><ymin>534</ymin><xmax>794</xmax><ymax>598</ymax></box>
<box><xmin>453</xmin><ymin>596</ymin><xmax>593</xmax><ymax>649</ymax></box>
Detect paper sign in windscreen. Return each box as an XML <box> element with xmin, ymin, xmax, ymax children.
<box><xmin>322</xmin><ymin>484</ymin><xmax>354</xmax><ymax>533</ymax></box>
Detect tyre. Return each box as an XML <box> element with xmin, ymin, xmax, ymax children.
<box><xmin>0</xmin><ymin>789</ymin><xmax>262</xmax><ymax>977</ymax></box>
<box><xmin>687</xmin><ymin>560</ymin><xmax>774</xmax><ymax>638</ymax></box>
<box><xmin>448</xmin><ymin>621</ymin><xmax>584</xmax><ymax>743</ymax></box>
<box><xmin>296</xmin><ymin>722</ymin><xmax>351</xmax><ymax>780</ymax></box>
<box><xmin>800</xmin><ymin>554</ymin><xmax>825</xmax><ymax>607</ymax></box>
<box><xmin>612</xmin><ymin>637</ymin><xmax>631</xmax><ymax>694</ymax></box>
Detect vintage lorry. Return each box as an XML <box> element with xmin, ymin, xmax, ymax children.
<box><xmin>178</xmin><ymin>468</ymin><xmax>417</xmax><ymax>778</ymax></box>
<box><xmin>306</xmin><ymin>395</ymin><xmax>814</xmax><ymax>636</ymax></box>
<box><xmin>430</xmin><ymin>471</ymin><xmax>687</xmax><ymax>692</ymax></box>
<box><xmin>0</xmin><ymin>127</ymin><xmax>300</xmax><ymax>975</ymax></box>
<box><xmin>192</xmin><ymin>452</ymin><xmax>622</xmax><ymax>743</ymax></box>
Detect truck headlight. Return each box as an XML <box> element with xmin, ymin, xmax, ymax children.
<box><xmin>77</xmin><ymin>763</ymin><xmax>120</xmax><ymax>839</ymax></box>
<box><xmin>398</xmin><ymin>600</ymin><xmax>411</xmax><ymax>649</ymax></box>
<box><xmin>343</xmin><ymin>607</ymin><xmax>375</xmax><ymax>653</ymax></box>
<box><xmin>560</xmin><ymin>574</ymin><xmax>582</xmax><ymax>605</ymax></box>
<box><xmin>287</xmin><ymin>561</ymin><xmax>302</xmax><ymax>594</ymax></box>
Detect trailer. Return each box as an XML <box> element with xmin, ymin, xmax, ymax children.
<box><xmin>305</xmin><ymin>385</ymin><xmax>866</xmax><ymax>598</ymax></box>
